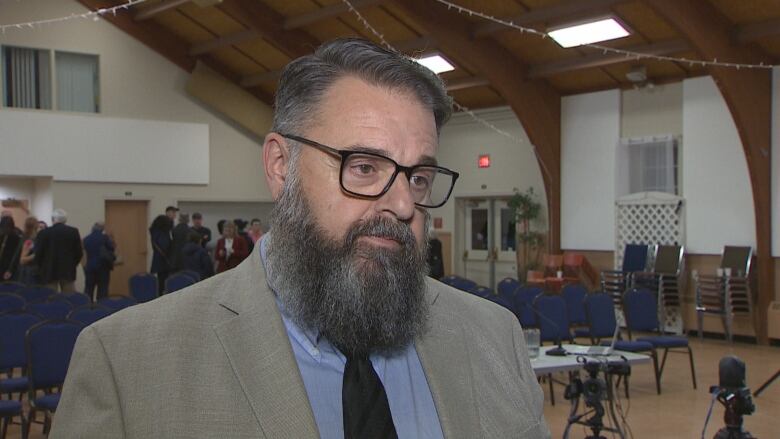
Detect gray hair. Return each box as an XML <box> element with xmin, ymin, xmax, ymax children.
<box><xmin>52</xmin><ymin>208</ymin><xmax>67</xmax><ymax>224</ymax></box>
<box><xmin>272</xmin><ymin>38</ymin><xmax>452</xmax><ymax>139</ymax></box>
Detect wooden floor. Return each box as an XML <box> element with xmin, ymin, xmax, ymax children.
<box><xmin>7</xmin><ymin>338</ymin><xmax>780</xmax><ymax>438</ymax></box>
<box><xmin>542</xmin><ymin>337</ymin><xmax>780</xmax><ymax>438</ymax></box>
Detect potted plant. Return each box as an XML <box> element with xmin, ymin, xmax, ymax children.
<box><xmin>508</xmin><ymin>187</ymin><xmax>545</xmax><ymax>281</ymax></box>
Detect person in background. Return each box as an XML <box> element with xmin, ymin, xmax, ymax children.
<box><xmin>17</xmin><ymin>216</ymin><xmax>41</xmax><ymax>285</ymax></box>
<box><xmin>37</xmin><ymin>220</ymin><xmax>47</xmax><ymax>234</ymax></box>
<box><xmin>149</xmin><ymin>214</ymin><xmax>173</xmax><ymax>294</ymax></box>
<box><xmin>234</xmin><ymin>218</ymin><xmax>254</xmax><ymax>255</ymax></box>
<box><xmin>191</xmin><ymin>212</ymin><xmax>211</xmax><ymax>248</ymax></box>
<box><xmin>35</xmin><ymin>208</ymin><xmax>83</xmax><ymax>292</ymax></box>
<box><xmin>427</xmin><ymin>230</ymin><xmax>445</xmax><ymax>280</ymax></box>
<box><xmin>165</xmin><ymin>205</ymin><xmax>178</xmax><ymax>222</ymax></box>
<box><xmin>0</xmin><ymin>216</ymin><xmax>21</xmax><ymax>281</ymax></box>
<box><xmin>181</xmin><ymin>231</ymin><xmax>214</xmax><ymax>281</ymax></box>
<box><xmin>215</xmin><ymin>220</ymin><xmax>248</xmax><ymax>273</ymax></box>
<box><xmin>248</xmin><ymin>218</ymin><xmax>264</xmax><ymax>244</ymax></box>
<box><xmin>170</xmin><ymin>213</ymin><xmax>191</xmax><ymax>272</ymax></box>
<box><xmin>82</xmin><ymin>222</ymin><xmax>115</xmax><ymax>302</ymax></box>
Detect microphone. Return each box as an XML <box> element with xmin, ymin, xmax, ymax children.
<box><xmin>532</xmin><ymin>306</ymin><xmax>568</xmax><ymax>356</ymax></box>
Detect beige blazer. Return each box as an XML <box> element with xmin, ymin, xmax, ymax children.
<box><xmin>51</xmin><ymin>249</ymin><xmax>549</xmax><ymax>438</ymax></box>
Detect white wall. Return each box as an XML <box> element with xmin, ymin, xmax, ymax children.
<box><xmin>561</xmin><ymin>89</ymin><xmax>621</xmax><ymax>251</ymax></box>
<box><xmin>436</xmin><ymin>107</ymin><xmax>544</xmax><ymax>227</ymax></box>
<box><xmin>682</xmin><ymin>76</ymin><xmax>756</xmax><ymax>254</ymax></box>
<box><xmin>0</xmin><ymin>0</ymin><xmax>273</xmax><ymax>289</ymax></box>
<box><xmin>772</xmin><ymin>67</ymin><xmax>780</xmax><ymax>257</ymax></box>
<box><xmin>0</xmin><ymin>109</ymin><xmax>209</xmax><ymax>184</ymax></box>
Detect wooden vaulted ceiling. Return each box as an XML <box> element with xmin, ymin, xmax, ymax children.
<box><xmin>78</xmin><ymin>0</ymin><xmax>780</xmax><ymax>109</ymax></box>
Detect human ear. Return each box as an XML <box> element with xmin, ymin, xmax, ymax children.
<box><xmin>262</xmin><ymin>133</ymin><xmax>290</xmax><ymax>200</ymax></box>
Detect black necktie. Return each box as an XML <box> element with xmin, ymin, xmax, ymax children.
<box><xmin>341</xmin><ymin>350</ymin><xmax>398</xmax><ymax>439</ymax></box>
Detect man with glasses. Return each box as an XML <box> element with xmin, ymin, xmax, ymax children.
<box><xmin>52</xmin><ymin>38</ymin><xmax>548</xmax><ymax>438</ymax></box>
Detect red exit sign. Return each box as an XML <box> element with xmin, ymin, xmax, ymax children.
<box><xmin>478</xmin><ymin>154</ymin><xmax>491</xmax><ymax>168</ymax></box>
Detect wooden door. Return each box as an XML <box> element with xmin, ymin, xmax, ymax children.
<box><xmin>105</xmin><ymin>200</ymin><xmax>148</xmax><ymax>296</ymax></box>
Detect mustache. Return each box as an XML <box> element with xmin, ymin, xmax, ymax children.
<box><xmin>344</xmin><ymin>216</ymin><xmax>417</xmax><ymax>248</ymax></box>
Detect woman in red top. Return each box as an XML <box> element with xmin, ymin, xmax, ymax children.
<box><xmin>215</xmin><ymin>221</ymin><xmax>249</xmax><ymax>273</ymax></box>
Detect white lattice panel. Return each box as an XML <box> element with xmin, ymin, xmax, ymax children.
<box><xmin>615</xmin><ymin>192</ymin><xmax>686</xmax><ymax>333</ymax></box>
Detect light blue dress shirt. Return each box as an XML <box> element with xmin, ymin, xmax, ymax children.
<box><xmin>260</xmin><ymin>236</ymin><xmax>444</xmax><ymax>439</ymax></box>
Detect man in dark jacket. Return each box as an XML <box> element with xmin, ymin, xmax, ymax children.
<box><xmin>191</xmin><ymin>212</ymin><xmax>211</xmax><ymax>248</ymax></box>
<box><xmin>149</xmin><ymin>215</ymin><xmax>173</xmax><ymax>294</ymax></box>
<box><xmin>82</xmin><ymin>222</ymin><xmax>115</xmax><ymax>302</ymax></box>
<box><xmin>181</xmin><ymin>231</ymin><xmax>214</xmax><ymax>281</ymax></box>
<box><xmin>35</xmin><ymin>208</ymin><xmax>83</xmax><ymax>292</ymax></box>
<box><xmin>170</xmin><ymin>213</ymin><xmax>191</xmax><ymax>272</ymax></box>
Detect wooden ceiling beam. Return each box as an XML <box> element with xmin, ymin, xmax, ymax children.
<box><xmin>528</xmin><ymin>39</ymin><xmax>690</xmax><ymax>78</ymax></box>
<box><xmin>78</xmin><ymin>0</ymin><xmax>272</xmax><ymax>105</ymax></box>
<box><xmin>284</xmin><ymin>0</ymin><xmax>385</xmax><ymax>30</ymax></box>
<box><xmin>445</xmin><ymin>77</ymin><xmax>490</xmax><ymax>91</ymax></box>
<box><xmin>473</xmin><ymin>0</ymin><xmax>630</xmax><ymax>38</ymax></box>
<box><xmin>391</xmin><ymin>0</ymin><xmax>563</xmax><ymax>253</ymax></box>
<box><xmin>189</xmin><ymin>29</ymin><xmax>258</xmax><ymax>56</ymax></box>
<box><xmin>217</xmin><ymin>0</ymin><xmax>320</xmax><ymax>59</ymax></box>
<box><xmin>135</xmin><ymin>0</ymin><xmax>190</xmax><ymax>21</ymax></box>
<box><xmin>241</xmin><ymin>70</ymin><xmax>282</xmax><ymax>88</ymax></box>
<box><xmin>643</xmin><ymin>0</ymin><xmax>774</xmax><ymax>344</ymax></box>
<box><xmin>734</xmin><ymin>18</ymin><xmax>780</xmax><ymax>44</ymax></box>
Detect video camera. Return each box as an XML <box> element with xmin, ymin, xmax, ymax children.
<box><xmin>563</xmin><ymin>358</ymin><xmax>631</xmax><ymax>439</ymax></box>
<box><xmin>708</xmin><ymin>356</ymin><xmax>756</xmax><ymax>439</ymax></box>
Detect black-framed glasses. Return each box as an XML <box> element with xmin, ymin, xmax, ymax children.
<box><xmin>280</xmin><ymin>134</ymin><xmax>459</xmax><ymax>208</ymax></box>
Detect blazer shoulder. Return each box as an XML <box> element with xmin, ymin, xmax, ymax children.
<box><xmin>426</xmin><ymin>278</ymin><xmax>518</xmax><ymax>330</ymax></box>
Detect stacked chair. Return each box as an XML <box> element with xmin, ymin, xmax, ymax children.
<box><xmin>632</xmin><ymin>245</ymin><xmax>685</xmax><ymax>331</ymax></box>
<box><xmin>129</xmin><ymin>273</ymin><xmax>159</xmax><ymax>303</ymax></box>
<box><xmin>601</xmin><ymin>244</ymin><xmax>652</xmax><ymax>306</ymax></box>
<box><xmin>694</xmin><ymin>246</ymin><xmax>753</xmax><ymax>342</ymax></box>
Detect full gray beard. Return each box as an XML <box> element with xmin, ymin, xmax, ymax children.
<box><xmin>265</xmin><ymin>176</ymin><xmax>430</xmax><ymax>355</ymax></box>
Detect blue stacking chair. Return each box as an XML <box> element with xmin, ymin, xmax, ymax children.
<box><xmin>165</xmin><ymin>273</ymin><xmax>197</xmax><ymax>293</ymax></box>
<box><xmin>62</xmin><ymin>293</ymin><xmax>90</xmax><ymax>308</ymax></box>
<box><xmin>98</xmin><ymin>296</ymin><xmax>137</xmax><ymax>312</ymax></box>
<box><xmin>496</xmin><ymin>277</ymin><xmax>520</xmax><ymax>297</ymax></box>
<box><xmin>533</xmin><ymin>294</ymin><xmax>572</xmax><ymax>345</ymax></box>
<box><xmin>67</xmin><ymin>304</ymin><xmax>113</xmax><ymax>327</ymax></box>
<box><xmin>469</xmin><ymin>286</ymin><xmax>493</xmax><ymax>298</ymax></box>
<box><xmin>0</xmin><ymin>283</ymin><xmax>24</xmax><ymax>294</ymax></box>
<box><xmin>24</xmin><ymin>319</ymin><xmax>85</xmax><ymax>436</ymax></box>
<box><xmin>623</xmin><ymin>287</ymin><xmax>696</xmax><ymax>391</ymax></box>
<box><xmin>439</xmin><ymin>275</ymin><xmax>476</xmax><ymax>292</ymax></box>
<box><xmin>129</xmin><ymin>273</ymin><xmax>158</xmax><ymax>303</ymax></box>
<box><xmin>18</xmin><ymin>286</ymin><xmax>55</xmax><ymax>304</ymax></box>
<box><xmin>533</xmin><ymin>294</ymin><xmax>572</xmax><ymax>406</ymax></box>
<box><xmin>584</xmin><ymin>291</ymin><xmax>661</xmax><ymax>395</ymax></box>
<box><xmin>179</xmin><ymin>269</ymin><xmax>201</xmax><ymax>282</ymax></box>
<box><xmin>0</xmin><ymin>399</ymin><xmax>25</xmax><ymax>439</ymax></box>
<box><xmin>0</xmin><ymin>294</ymin><xmax>25</xmax><ymax>314</ymax></box>
<box><xmin>561</xmin><ymin>284</ymin><xmax>589</xmax><ymax>337</ymax></box>
<box><xmin>514</xmin><ymin>286</ymin><xmax>543</xmax><ymax>328</ymax></box>
<box><xmin>601</xmin><ymin>244</ymin><xmax>651</xmax><ymax>305</ymax></box>
<box><xmin>485</xmin><ymin>294</ymin><xmax>514</xmax><ymax>315</ymax></box>
<box><xmin>0</xmin><ymin>312</ymin><xmax>43</xmax><ymax>400</ymax></box>
<box><xmin>25</xmin><ymin>300</ymin><xmax>73</xmax><ymax>321</ymax></box>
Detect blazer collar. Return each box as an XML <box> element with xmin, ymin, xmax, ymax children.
<box><xmin>212</xmin><ymin>248</ymin><xmax>319</xmax><ymax>438</ymax></box>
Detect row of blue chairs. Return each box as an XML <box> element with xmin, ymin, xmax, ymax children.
<box><xmin>440</xmin><ymin>275</ymin><xmax>695</xmax><ymax>398</ymax></box>
<box><xmin>0</xmin><ymin>314</ymin><xmax>88</xmax><ymax>438</ymax></box>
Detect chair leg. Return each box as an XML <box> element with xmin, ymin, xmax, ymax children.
<box><xmin>658</xmin><ymin>348</ymin><xmax>670</xmax><ymax>378</ymax></box>
<box><xmin>43</xmin><ymin>412</ymin><xmax>50</xmax><ymax>435</ymax></box>
<box><xmin>24</xmin><ymin>408</ymin><xmax>34</xmax><ymax>439</ymax></box>
<box><xmin>624</xmin><ymin>374</ymin><xmax>630</xmax><ymax>399</ymax></box>
<box><xmin>687</xmin><ymin>346</ymin><xmax>697</xmax><ymax>389</ymax></box>
<box><xmin>1</xmin><ymin>417</ymin><xmax>7</xmax><ymax>439</ymax></box>
<box><xmin>548</xmin><ymin>373</ymin><xmax>555</xmax><ymax>406</ymax></box>
<box><xmin>697</xmin><ymin>310</ymin><xmax>704</xmax><ymax>339</ymax></box>
<box><xmin>651</xmin><ymin>350</ymin><xmax>662</xmax><ymax>394</ymax></box>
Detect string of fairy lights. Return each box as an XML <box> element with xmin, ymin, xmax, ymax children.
<box><xmin>432</xmin><ymin>0</ymin><xmax>777</xmax><ymax>70</ymax></box>
<box><xmin>340</xmin><ymin>0</ymin><xmax>552</xmax><ymax>181</ymax></box>
<box><xmin>0</xmin><ymin>0</ymin><xmax>146</xmax><ymax>34</ymax></box>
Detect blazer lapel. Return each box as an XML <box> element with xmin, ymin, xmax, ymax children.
<box><xmin>212</xmin><ymin>249</ymin><xmax>319</xmax><ymax>438</ymax></box>
<box><xmin>416</xmin><ymin>284</ymin><xmax>482</xmax><ymax>438</ymax></box>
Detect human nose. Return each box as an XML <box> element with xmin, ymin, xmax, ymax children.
<box><xmin>375</xmin><ymin>171</ymin><xmax>417</xmax><ymax>221</ymax></box>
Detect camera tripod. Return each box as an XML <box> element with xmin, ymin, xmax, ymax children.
<box><xmin>753</xmin><ymin>368</ymin><xmax>778</xmax><ymax>397</ymax></box>
<box><xmin>563</xmin><ymin>362</ymin><xmax>627</xmax><ymax>439</ymax></box>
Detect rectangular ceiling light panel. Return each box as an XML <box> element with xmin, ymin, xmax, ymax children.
<box><xmin>548</xmin><ymin>18</ymin><xmax>629</xmax><ymax>48</ymax></box>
